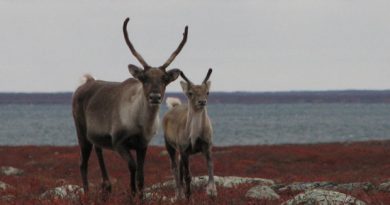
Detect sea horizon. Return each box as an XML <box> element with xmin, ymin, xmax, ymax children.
<box><xmin>1</xmin><ymin>89</ymin><xmax>390</xmax><ymax>104</ymax></box>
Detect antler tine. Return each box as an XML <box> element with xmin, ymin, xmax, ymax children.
<box><xmin>202</xmin><ymin>68</ymin><xmax>213</xmax><ymax>84</ymax></box>
<box><xmin>123</xmin><ymin>18</ymin><xmax>150</xmax><ymax>69</ymax></box>
<box><xmin>180</xmin><ymin>71</ymin><xmax>193</xmax><ymax>84</ymax></box>
<box><xmin>160</xmin><ymin>26</ymin><xmax>188</xmax><ymax>70</ymax></box>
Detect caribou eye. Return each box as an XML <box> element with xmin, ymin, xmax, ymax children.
<box><xmin>137</xmin><ymin>74</ymin><xmax>147</xmax><ymax>82</ymax></box>
<box><xmin>206</xmin><ymin>92</ymin><xmax>209</xmax><ymax>96</ymax></box>
<box><xmin>188</xmin><ymin>92</ymin><xmax>193</xmax><ymax>97</ymax></box>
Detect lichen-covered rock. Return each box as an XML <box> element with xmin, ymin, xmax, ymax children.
<box><xmin>145</xmin><ymin>176</ymin><xmax>274</xmax><ymax>201</ymax></box>
<box><xmin>245</xmin><ymin>185</ymin><xmax>280</xmax><ymax>200</ymax></box>
<box><xmin>145</xmin><ymin>175</ymin><xmax>274</xmax><ymax>192</ymax></box>
<box><xmin>0</xmin><ymin>181</ymin><xmax>13</xmax><ymax>190</ymax></box>
<box><xmin>40</xmin><ymin>184</ymin><xmax>83</xmax><ymax>200</ymax></box>
<box><xmin>214</xmin><ymin>176</ymin><xmax>274</xmax><ymax>188</ymax></box>
<box><xmin>282</xmin><ymin>189</ymin><xmax>366</xmax><ymax>205</ymax></box>
<box><xmin>278</xmin><ymin>182</ymin><xmax>336</xmax><ymax>192</ymax></box>
<box><xmin>0</xmin><ymin>166</ymin><xmax>24</xmax><ymax>176</ymax></box>
<box><xmin>335</xmin><ymin>182</ymin><xmax>375</xmax><ymax>192</ymax></box>
<box><xmin>378</xmin><ymin>181</ymin><xmax>390</xmax><ymax>192</ymax></box>
<box><xmin>159</xmin><ymin>150</ymin><xmax>169</xmax><ymax>156</ymax></box>
<box><xmin>277</xmin><ymin>181</ymin><xmax>376</xmax><ymax>193</ymax></box>
<box><xmin>1</xmin><ymin>195</ymin><xmax>15</xmax><ymax>202</ymax></box>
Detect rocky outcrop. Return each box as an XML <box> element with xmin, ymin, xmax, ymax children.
<box><xmin>144</xmin><ymin>176</ymin><xmax>372</xmax><ymax>203</ymax></box>
<box><xmin>378</xmin><ymin>181</ymin><xmax>390</xmax><ymax>192</ymax></box>
<box><xmin>213</xmin><ymin>176</ymin><xmax>274</xmax><ymax>188</ymax></box>
<box><xmin>334</xmin><ymin>182</ymin><xmax>375</xmax><ymax>192</ymax></box>
<box><xmin>145</xmin><ymin>175</ymin><xmax>274</xmax><ymax>201</ymax></box>
<box><xmin>0</xmin><ymin>181</ymin><xmax>13</xmax><ymax>190</ymax></box>
<box><xmin>0</xmin><ymin>166</ymin><xmax>24</xmax><ymax>176</ymax></box>
<box><xmin>276</xmin><ymin>182</ymin><xmax>336</xmax><ymax>192</ymax></box>
<box><xmin>31</xmin><ymin>176</ymin><xmax>375</xmax><ymax>203</ymax></box>
<box><xmin>282</xmin><ymin>189</ymin><xmax>367</xmax><ymax>205</ymax></box>
<box><xmin>146</xmin><ymin>175</ymin><xmax>274</xmax><ymax>192</ymax></box>
<box><xmin>40</xmin><ymin>184</ymin><xmax>83</xmax><ymax>200</ymax></box>
<box><xmin>275</xmin><ymin>181</ymin><xmax>375</xmax><ymax>193</ymax></box>
<box><xmin>245</xmin><ymin>185</ymin><xmax>280</xmax><ymax>200</ymax></box>
<box><xmin>1</xmin><ymin>195</ymin><xmax>15</xmax><ymax>202</ymax></box>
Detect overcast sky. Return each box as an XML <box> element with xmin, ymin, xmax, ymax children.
<box><xmin>0</xmin><ymin>0</ymin><xmax>389</xmax><ymax>92</ymax></box>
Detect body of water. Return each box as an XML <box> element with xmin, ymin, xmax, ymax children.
<box><xmin>0</xmin><ymin>103</ymin><xmax>389</xmax><ymax>146</ymax></box>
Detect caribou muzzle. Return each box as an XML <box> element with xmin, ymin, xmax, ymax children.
<box><xmin>149</xmin><ymin>93</ymin><xmax>162</xmax><ymax>105</ymax></box>
<box><xmin>198</xmin><ymin>99</ymin><xmax>207</xmax><ymax>107</ymax></box>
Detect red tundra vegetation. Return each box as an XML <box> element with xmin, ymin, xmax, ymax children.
<box><xmin>1</xmin><ymin>140</ymin><xmax>390</xmax><ymax>204</ymax></box>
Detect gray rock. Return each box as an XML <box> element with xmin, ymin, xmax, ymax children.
<box><xmin>145</xmin><ymin>179</ymin><xmax>176</xmax><ymax>192</ymax></box>
<box><xmin>144</xmin><ymin>192</ymin><xmax>175</xmax><ymax>202</ymax></box>
<box><xmin>40</xmin><ymin>184</ymin><xmax>84</xmax><ymax>200</ymax></box>
<box><xmin>159</xmin><ymin>150</ymin><xmax>169</xmax><ymax>157</ymax></box>
<box><xmin>214</xmin><ymin>176</ymin><xmax>274</xmax><ymax>188</ymax></box>
<box><xmin>146</xmin><ymin>175</ymin><xmax>274</xmax><ymax>192</ymax></box>
<box><xmin>335</xmin><ymin>182</ymin><xmax>375</xmax><ymax>192</ymax></box>
<box><xmin>282</xmin><ymin>189</ymin><xmax>366</xmax><ymax>205</ymax></box>
<box><xmin>378</xmin><ymin>181</ymin><xmax>390</xmax><ymax>192</ymax></box>
<box><xmin>0</xmin><ymin>181</ymin><xmax>13</xmax><ymax>190</ymax></box>
<box><xmin>0</xmin><ymin>166</ymin><xmax>24</xmax><ymax>176</ymax></box>
<box><xmin>145</xmin><ymin>176</ymin><xmax>274</xmax><ymax>201</ymax></box>
<box><xmin>246</xmin><ymin>185</ymin><xmax>280</xmax><ymax>200</ymax></box>
<box><xmin>1</xmin><ymin>195</ymin><xmax>15</xmax><ymax>202</ymax></box>
<box><xmin>277</xmin><ymin>181</ymin><xmax>375</xmax><ymax>193</ymax></box>
<box><xmin>278</xmin><ymin>182</ymin><xmax>336</xmax><ymax>192</ymax></box>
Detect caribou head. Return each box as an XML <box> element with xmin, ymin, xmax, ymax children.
<box><xmin>123</xmin><ymin>18</ymin><xmax>188</xmax><ymax>105</ymax></box>
<box><xmin>180</xmin><ymin>69</ymin><xmax>212</xmax><ymax>111</ymax></box>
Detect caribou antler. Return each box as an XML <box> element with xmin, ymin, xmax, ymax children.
<box><xmin>180</xmin><ymin>71</ymin><xmax>193</xmax><ymax>85</ymax></box>
<box><xmin>202</xmin><ymin>68</ymin><xmax>213</xmax><ymax>84</ymax></box>
<box><xmin>159</xmin><ymin>26</ymin><xmax>188</xmax><ymax>70</ymax></box>
<box><xmin>123</xmin><ymin>18</ymin><xmax>150</xmax><ymax>69</ymax></box>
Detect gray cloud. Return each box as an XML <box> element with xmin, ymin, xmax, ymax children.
<box><xmin>0</xmin><ymin>0</ymin><xmax>389</xmax><ymax>92</ymax></box>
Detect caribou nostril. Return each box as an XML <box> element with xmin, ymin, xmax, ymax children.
<box><xmin>199</xmin><ymin>100</ymin><xmax>207</xmax><ymax>106</ymax></box>
<box><xmin>149</xmin><ymin>93</ymin><xmax>162</xmax><ymax>102</ymax></box>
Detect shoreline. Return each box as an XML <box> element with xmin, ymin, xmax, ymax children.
<box><xmin>0</xmin><ymin>138</ymin><xmax>389</xmax><ymax>148</ymax></box>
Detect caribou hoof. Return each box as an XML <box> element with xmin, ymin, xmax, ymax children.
<box><xmin>206</xmin><ymin>183</ymin><xmax>217</xmax><ymax>197</ymax></box>
<box><xmin>174</xmin><ymin>190</ymin><xmax>185</xmax><ymax>201</ymax></box>
<box><xmin>101</xmin><ymin>181</ymin><xmax>112</xmax><ymax>193</ymax></box>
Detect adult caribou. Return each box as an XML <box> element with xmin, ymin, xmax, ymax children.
<box><xmin>72</xmin><ymin>18</ymin><xmax>188</xmax><ymax>197</ymax></box>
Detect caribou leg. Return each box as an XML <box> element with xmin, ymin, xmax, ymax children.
<box><xmin>203</xmin><ymin>146</ymin><xmax>217</xmax><ymax>196</ymax></box>
<box><xmin>180</xmin><ymin>153</ymin><xmax>191</xmax><ymax>199</ymax></box>
<box><xmin>95</xmin><ymin>147</ymin><xmax>112</xmax><ymax>192</ymax></box>
<box><xmin>116</xmin><ymin>145</ymin><xmax>137</xmax><ymax>196</ymax></box>
<box><xmin>75</xmin><ymin>121</ymin><xmax>92</xmax><ymax>192</ymax></box>
<box><xmin>166</xmin><ymin>142</ymin><xmax>184</xmax><ymax>199</ymax></box>
<box><xmin>136</xmin><ymin>147</ymin><xmax>147</xmax><ymax>199</ymax></box>
<box><xmin>79</xmin><ymin>141</ymin><xmax>92</xmax><ymax>192</ymax></box>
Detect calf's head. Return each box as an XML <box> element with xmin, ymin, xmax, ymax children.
<box><xmin>180</xmin><ymin>69</ymin><xmax>212</xmax><ymax>111</ymax></box>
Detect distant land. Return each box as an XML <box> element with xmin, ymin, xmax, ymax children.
<box><xmin>1</xmin><ymin>90</ymin><xmax>390</xmax><ymax>104</ymax></box>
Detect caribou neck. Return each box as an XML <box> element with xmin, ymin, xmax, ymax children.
<box><xmin>139</xmin><ymin>94</ymin><xmax>160</xmax><ymax>139</ymax></box>
<box><xmin>186</xmin><ymin>103</ymin><xmax>207</xmax><ymax>147</ymax></box>
<box><xmin>120</xmin><ymin>84</ymin><xmax>160</xmax><ymax>143</ymax></box>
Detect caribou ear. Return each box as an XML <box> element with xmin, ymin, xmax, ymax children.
<box><xmin>165</xmin><ymin>68</ymin><xmax>181</xmax><ymax>84</ymax></box>
<box><xmin>180</xmin><ymin>81</ymin><xmax>189</xmax><ymax>92</ymax></box>
<box><xmin>128</xmin><ymin>64</ymin><xmax>144</xmax><ymax>80</ymax></box>
<box><xmin>205</xmin><ymin>81</ymin><xmax>211</xmax><ymax>89</ymax></box>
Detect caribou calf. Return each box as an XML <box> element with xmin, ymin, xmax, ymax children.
<box><xmin>72</xmin><ymin>18</ymin><xmax>187</xmax><ymax>197</ymax></box>
<box><xmin>162</xmin><ymin>69</ymin><xmax>217</xmax><ymax>199</ymax></box>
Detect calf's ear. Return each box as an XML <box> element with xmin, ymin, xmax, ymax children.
<box><xmin>180</xmin><ymin>81</ymin><xmax>189</xmax><ymax>92</ymax></box>
<box><xmin>205</xmin><ymin>81</ymin><xmax>212</xmax><ymax>89</ymax></box>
